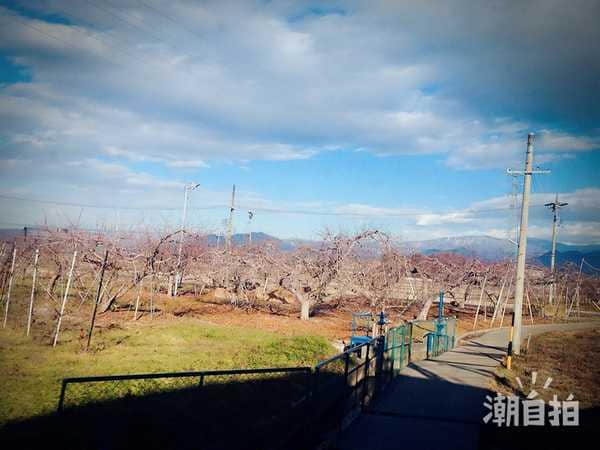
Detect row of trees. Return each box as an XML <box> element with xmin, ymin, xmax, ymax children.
<box><xmin>0</xmin><ymin>228</ymin><xmax>597</xmax><ymax>340</ymax></box>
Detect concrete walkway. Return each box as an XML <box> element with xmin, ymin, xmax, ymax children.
<box><xmin>336</xmin><ymin>322</ymin><xmax>599</xmax><ymax>450</ymax></box>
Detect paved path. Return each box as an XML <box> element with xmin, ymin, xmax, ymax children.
<box><xmin>336</xmin><ymin>322</ymin><xmax>599</xmax><ymax>450</ymax></box>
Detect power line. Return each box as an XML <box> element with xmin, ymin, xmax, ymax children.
<box><xmin>2</xmin><ymin>9</ymin><xmax>152</xmax><ymax>70</ymax></box>
<box><xmin>83</xmin><ymin>0</ymin><xmax>188</xmax><ymax>56</ymax></box>
<box><xmin>0</xmin><ymin>194</ymin><xmax>553</xmax><ymax>218</ymax></box>
<box><xmin>582</xmin><ymin>258</ymin><xmax>600</xmax><ymax>272</ymax></box>
<box><xmin>135</xmin><ymin>0</ymin><xmax>207</xmax><ymax>43</ymax></box>
<box><xmin>45</xmin><ymin>3</ymin><xmax>158</xmax><ymax>67</ymax></box>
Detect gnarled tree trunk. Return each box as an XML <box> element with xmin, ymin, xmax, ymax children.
<box><xmin>417</xmin><ymin>294</ymin><xmax>435</xmax><ymax>320</ymax></box>
<box><xmin>289</xmin><ymin>288</ymin><xmax>311</xmax><ymax>320</ymax></box>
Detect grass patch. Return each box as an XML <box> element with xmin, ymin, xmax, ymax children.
<box><xmin>492</xmin><ymin>328</ymin><xmax>600</xmax><ymax>408</ymax></box>
<box><xmin>0</xmin><ymin>318</ymin><xmax>334</xmax><ymax>425</ymax></box>
<box><xmin>482</xmin><ymin>328</ymin><xmax>600</xmax><ymax>449</ymax></box>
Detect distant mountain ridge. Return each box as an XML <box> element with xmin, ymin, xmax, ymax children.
<box><xmin>537</xmin><ymin>250</ymin><xmax>600</xmax><ymax>274</ymax></box>
<box><xmin>235</xmin><ymin>233</ymin><xmax>600</xmax><ymax>269</ymax></box>
<box><xmin>399</xmin><ymin>235</ymin><xmax>600</xmax><ymax>263</ymax></box>
<box><xmin>2</xmin><ymin>227</ymin><xmax>599</xmax><ymax>271</ymax></box>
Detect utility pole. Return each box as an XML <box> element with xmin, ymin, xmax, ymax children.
<box><xmin>506</xmin><ymin>133</ymin><xmax>550</xmax><ymax>356</ymax></box>
<box><xmin>248</xmin><ymin>210</ymin><xmax>254</xmax><ymax>245</ymax></box>
<box><xmin>226</xmin><ymin>184</ymin><xmax>236</xmax><ymax>250</ymax></box>
<box><xmin>506</xmin><ymin>172</ymin><xmax>520</xmax><ymax>252</ymax></box>
<box><xmin>545</xmin><ymin>194</ymin><xmax>568</xmax><ymax>306</ymax></box>
<box><xmin>175</xmin><ymin>182</ymin><xmax>200</xmax><ymax>296</ymax></box>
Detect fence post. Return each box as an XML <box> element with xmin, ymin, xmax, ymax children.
<box><xmin>452</xmin><ymin>316</ymin><xmax>457</xmax><ymax>348</ymax></box>
<box><xmin>312</xmin><ymin>366</ymin><xmax>320</xmax><ymax>400</ymax></box>
<box><xmin>408</xmin><ymin>322</ymin><xmax>413</xmax><ymax>362</ymax></box>
<box><xmin>343</xmin><ymin>352</ymin><xmax>350</xmax><ymax>387</ymax></box>
<box><xmin>361</xmin><ymin>344</ymin><xmax>371</xmax><ymax>410</ymax></box>
<box><xmin>399</xmin><ymin>326</ymin><xmax>405</xmax><ymax>371</ymax></box>
<box><xmin>390</xmin><ymin>328</ymin><xmax>396</xmax><ymax>376</ymax></box>
<box><xmin>57</xmin><ymin>379</ymin><xmax>67</xmax><ymax>412</ymax></box>
<box><xmin>375</xmin><ymin>336</ymin><xmax>385</xmax><ymax>393</ymax></box>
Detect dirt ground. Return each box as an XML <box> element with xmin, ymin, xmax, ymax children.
<box><xmin>494</xmin><ymin>328</ymin><xmax>600</xmax><ymax>408</ymax></box>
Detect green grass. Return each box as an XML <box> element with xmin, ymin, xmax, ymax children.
<box><xmin>0</xmin><ymin>318</ymin><xmax>334</xmax><ymax>424</ymax></box>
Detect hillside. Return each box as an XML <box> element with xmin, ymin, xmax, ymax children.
<box><xmin>400</xmin><ymin>235</ymin><xmax>600</xmax><ymax>264</ymax></box>
<box><xmin>537</xmin><ymin>250</ymin><xmax>600</xmax><ymax>274</ymax></box>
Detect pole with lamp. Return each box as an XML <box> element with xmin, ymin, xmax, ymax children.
<box><xmin>175</xmin><ymin>182</ymin><xmax>200</xmax><ymax>297</ymax></box>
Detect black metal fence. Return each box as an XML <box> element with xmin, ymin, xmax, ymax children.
<box><xmin>57</xmin><ymin>367</ymin><xmax>312</xmax><ymax>411</ymax></box>
<box><xmin>52</xmin><ymin>319</ymin><xmax>457</xmax><ymax>449</ymax></box>
<box><xmin>54</xmin><ymin>367</ymin><xmax>313</xmax><ymax>450</ymax></box>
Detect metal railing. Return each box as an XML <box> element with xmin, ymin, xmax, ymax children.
<box><xmin>54</xmin><ymin>317</ymin><xmax>457</xmax><ymax>447</ymax></box>
<box><xmin>411</xmin><ymin>319</ymin><xmax>438</xmax><ymax>342</ymax></box>
<box><xmin>57</xmin><ymin>366</ymin><xmax>312</xmax><ymax>411</ymax></box>
<box><xmin>425</xmin><ymin>316</ymin><xmax>457</xmax><ymax>358</ymax></box>
<box><xmin>309</xmin><ymin>322</ymin><xmax>414</xmax><ymax>434</ymax></box>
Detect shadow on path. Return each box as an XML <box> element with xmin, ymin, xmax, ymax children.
<box><xmin>336</xmin><ymin>372</ymin><xmax>488</xmax><ymax>450</ymax></box>
<box><xmin>336</xmin><ymin>325</ymin><xmax>600</xmax><ymax>450</ymax></box>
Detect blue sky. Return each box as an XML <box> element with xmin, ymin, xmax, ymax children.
<box><xmin>0</xmin><ymin>0</ymin><xmax>599</xmax><ymax>243</ymax></box>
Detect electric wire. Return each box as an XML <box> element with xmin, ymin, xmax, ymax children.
<box><xmin>0</xmin><ymin>194</ymin><xmax>556</xmax><ymax>217</ymax></box>
<box><xmin>135</xmin><ymin>0</ymin><xmax>207</xmax><ymax>43</ymax></box>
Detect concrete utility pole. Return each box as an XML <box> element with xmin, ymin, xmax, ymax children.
<box><xmin>226</xmin><ymin>184</ymin><xmax>236</xmax><ymax>250</ymax></box>
<box><xmin>545</xmin><ymin>194</ymin><xmax>568</xmax><ymax>306</ymax></box>
<box><xmin>507</xmin><ymin>133</ymin><xmax>550</xmax><ymax>355</ymax></box>
<box><xmin>506</xmin><ymin>172</ymin><xmax>520</xmax><ymax>252</ymax></box>
<box><xmin>248</xmin><ymin>210</ymin><xmax>254</xmax><ymax>245</ymax></box>
<box><xmin>175</xmin><ymin>182</ymin><xmax>200</xmax><ymax>296</ymax></box>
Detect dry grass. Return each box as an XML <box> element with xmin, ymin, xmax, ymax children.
<box><xmin>494</xmin><ymin>328</ymin><xmax>600</xmax><ymax>408</ymax></box>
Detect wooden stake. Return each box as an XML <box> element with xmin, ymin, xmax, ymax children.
<box><xmin>2</xmin><ymin>247</ymin><xmax>17</xmax><ymax>329</ymax></box>
<box><xmin>576</xmin><ymin>259</ymin><xmax>583</xmax><ymax>321</ymax></box>
<box><xmin>150</xmin><ymin>273</ymin><xmax>155</xmax><ymax>320</ymax></box>
<box><xmin>500</xmin><ymin>293</ymin><xmax>509</xmax><ymax>327</ymax></box>
<box><xmin>472</xmin><ymin>276</ymin><xmax>487</xmax><ymax>330</ymax></box>
<box><xmin>53</xmin><ymin>251</ymin><xmax>77</xmax><ymax>347</ymax></box>
<box><xmin>86</xmin><ymin>250</ymin><xmax>109</xmax><ymax>351</ymax></box>
<box><xmin>490</xmin><ymin>269</ymin><xmax>510</xmax><ymax>327</ymax></box>
<box><xmin>552</xmin><ymin>283</ymin><xmax>564</xmax><ymax>322</ymax></box>
<box><xmin>566</xmin><ymin>287</ymin><xmax>576</xmax><ymax>320</ymax></box>
<box><xmin>576</xmin><ymin>288</ymin><xmax>581</xmax><ymax>321</ymax></box>
<box><xmin>499</xmin><ymin>275</ymin><xmax>515</xmax><ymax>327</ymax></box>
<box><xmin>133</xmin><ymin>278</ymin><xmax>143</xmax><ymax>321</ymax></box>
<box><xmin>484</xmin><ymin>293</ymin><xmax>487</xmax><ymax>321</ymax></box>
<box><xmin>525</xmin><ymin>288</ymin><xmax>534</xmax><ymax>325</ymax></box>
<box><xmin>26</xmin><ymin>249</ymin><xmax>40</xmax><ymax>336</ymax></box>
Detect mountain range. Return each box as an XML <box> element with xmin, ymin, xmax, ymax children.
<box><xmin>2</xmin><ymin>228</ymin><xmax>598</xmax><ymax>272</ymax></box>
<box><xmin>217</xmin><ymin>232</ymin><xmax>599</xmax><ymax>271</ymax></box>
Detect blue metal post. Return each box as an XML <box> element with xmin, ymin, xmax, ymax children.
<box><xmin>377</xmin><ymin>311</ymin><xmax>387</xmax><ymax>336</ymax></box>
<box><xmin>436</xmin><ymin>291</ymin><xmax>445</xmax><ymax>337</ymax></box>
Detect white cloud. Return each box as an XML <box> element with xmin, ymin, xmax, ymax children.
<box><xmin>415</xmin><ymin>212</ymin><xmax>473</xmax><ymax>226</ymax></box>
<box><xmin>526</xmin><ymin>223</ymin><xmax>600</xmax><ymax>245</ymax></box>
<box><xmin>166</xmin><ymin>160</ymin><xmax>209</xmax><ymax>169</ymax></box>
<box><xmin>0</xmin><ymin>2</ymin><xmax>597</xmax><ymax>172</ymax></box>
<box><xmin>0</xmin><ymin>1</ymin><xmax>599</xmax><ymax>242</ymax></box>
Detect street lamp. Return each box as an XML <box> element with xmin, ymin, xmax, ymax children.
<box><xmin>174</xmin><ymin>182</ymin><xmax>200</xmax><ymax>296</ymax></box>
